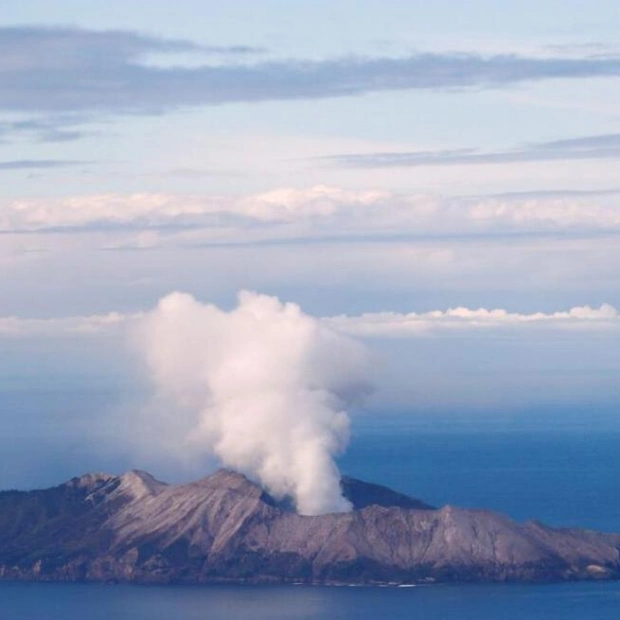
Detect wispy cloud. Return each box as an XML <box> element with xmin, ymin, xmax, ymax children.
<box><xmin>467</xmin><ymin>188</ymin><xmax>620</xmax><ymax>199</ymax></box>
<box><xmin>0</xmin><ymin>311</ymin><xmax>140</xmax><ymax>337</ymax></box>
<box><xmin>2</xmin><ymin>26</ymin><xmax>620</xmax><ymax>118</ymax></box>
<box><xmin>325</xmin><ymin>133</ymin><xmax>620</xmax><ymax>168</ymax></box>
<box><xmin>0</xmin><ymin>159</ymin><xmax>91</xmax><ymax>170</ymax></box>
<box><xmin>0</xmin><ymin>116</ymin><xmax>91</xmax><ymax>143</ymax></box>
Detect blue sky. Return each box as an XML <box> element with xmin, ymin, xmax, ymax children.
<box><xmin>1</xmin><ymin>1</ymin><xmax>620</xmax><ymax>487</ymax></box>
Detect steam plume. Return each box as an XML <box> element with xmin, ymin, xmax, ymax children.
<box><xmin>135</xmin><ymin>290</ymin><xmax>371</xmax><ymax>515</ymax></box>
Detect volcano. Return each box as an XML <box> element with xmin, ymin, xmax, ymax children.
<box><xmin>1</xmin><ymin>469</ymin><xmax>618</xmax><ymax>585</ymax></box>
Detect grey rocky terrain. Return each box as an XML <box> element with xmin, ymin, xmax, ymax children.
<box><xmin>0</xmin><ymin>469</ymin><xmax>618</xmax><ymax>585</ymax></box>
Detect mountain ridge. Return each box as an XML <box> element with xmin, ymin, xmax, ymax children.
<box><xmin>0</xmin><ymin>469</ymin><xmax>618</xmax><ymax>585</ymax></box>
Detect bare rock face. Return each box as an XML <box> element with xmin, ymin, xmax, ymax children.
<box><xmin>0</xmin><ymin>469</ymin><xmax>619</xmax><ymax>585</ymax></box>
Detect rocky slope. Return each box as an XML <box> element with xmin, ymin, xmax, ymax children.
<box><xmin>0</xmin><ymin>469</ymin><xmax>618</xmax><ymax>585</ymax></box>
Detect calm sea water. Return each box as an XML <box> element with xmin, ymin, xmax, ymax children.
<box><xmin>341</xmin><ymin>422</ymin><xmax>620</xmax><ymax>533</ymax></box>
<box><xmin>1</xmin><ymin>581</ymin><xmax>620</xmax><ymax>620</ymax></box>
<box><xmin>2</xmin><ymin>423</ymin><xmax>620</xmax><ymax>619</ymax></box>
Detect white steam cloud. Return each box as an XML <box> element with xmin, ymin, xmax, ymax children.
<box><xmin>135</xmin><ymin>290</ymin><xmax>371</xmax><ymax>515</ymax></box>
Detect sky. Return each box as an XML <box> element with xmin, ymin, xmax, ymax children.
<box><xmin>1</xmin><ymin>1</ymin><xmax>620</xmax><ymax>488</ymax></box>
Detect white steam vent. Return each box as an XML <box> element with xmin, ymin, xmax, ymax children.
<box><xmin>135</xmin><ymin>290</ymin><xmax>372</xmax><ymax>515</ymax></box>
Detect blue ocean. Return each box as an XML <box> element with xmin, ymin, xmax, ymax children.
<box><xmin>2</xmin><ymin>416</ymin><xmax>620</xmax><ymax>619</ymax></box>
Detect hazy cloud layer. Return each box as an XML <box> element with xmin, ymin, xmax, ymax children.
<box><xmin>2</xmin><ymin>186</ymin><xmax>619</xmax><ymax>240</ymax></box>
<box><xmin>326</xmin><ymin>134</ymin><xmax>620</xmax><ymax>168</ymax></box>
<box><xmin>2</xmin><ymin>302</ymin><xmax>618</xmax><ymax>339</ymax></box>
<box><xmin>3</xmin><ymin>26</ymin><xmax>620</xmax><ymax>119</ymax></box>
<box><xmin>2</xmin><ymin>186</ymin><xmax>618</xmax><ymax>323</ymax></box>
<box><xmin>0</xmin><ymin>312</ymin><xmax>138</xmax><ymax>337</ymax></box>
<box><xmin>326</xmin><ymin>304</ymin><xmax>620</xmax><ymax>337</ymax></box>
<box><xmin>3</xmin><ymin>297</ymin><xmax>619</xmax><ymax>421</ymax></box>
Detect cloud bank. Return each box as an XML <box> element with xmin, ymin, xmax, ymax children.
<box><xmin>3</xmin><ymin>26</ymin><xmax>620</xmax><ymax>120</ymax></box>
<box><xmin>326</xmin><ymin>304</ymin><xmax>620</xmax><ymax>337</ymax></box>
<box><xmin>3</xmin><ymin>186</ymin><xmax>619</xmax><ymax>241</ymax></box>
<box><xmin>133</xmin><ymin>291</ymin><xmax>371</xmax><ymax>515</ymax></box>
<box><xmin>2</xmin><ymin>300</ymin><xmax>618</xmax><ymax>339</ymax></box>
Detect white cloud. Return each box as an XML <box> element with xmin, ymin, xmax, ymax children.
<box><xmin>1</xmin><ymin>302</ymin><xmax>618</xmax><ymax>340</ymax></box>
<box><xmin>326</xmin><ymin>304</ymin><xmax>620</xmax><ymax>337</ymax></box>
<box><xmin>2</xmin><ymin>186</ymin><xmax>620</xmax><ymax>246</ymax></box>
